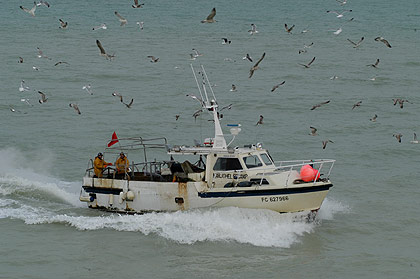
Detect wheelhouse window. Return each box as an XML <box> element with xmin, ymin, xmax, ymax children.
<box><xmin>260</xmin><ymin>153</ymin><xmax>273</xmax><ymax>165</ymax></box>
<box><xmin>243</xmin><ymin>155</ymin><xmax>263</xmax><ymax>168</ymax></box>
<box><xmin>213</xmin><ymin>158</ymin><xmax>243</xmax><ymax>171</ymax></box>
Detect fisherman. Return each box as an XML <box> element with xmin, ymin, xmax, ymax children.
<box><xmin>94</xmin><ymin>153</ymin><xmax>112</xmax><ymax>178</ymax></box>
<box><xmin>115</xmin><ymin>152</ymin><xmax>130</xmax><ymax>178</ymax></box>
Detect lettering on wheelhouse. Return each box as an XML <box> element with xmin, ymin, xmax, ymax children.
<box><xmin>213</xmin><ymin>173</ymin><xmax>248</xmax><ymax>180</ymax></box>
<box><xmin>261</xmin><ymin>196</ymin><xmax>289</xmax><ymax>203</ymax></box>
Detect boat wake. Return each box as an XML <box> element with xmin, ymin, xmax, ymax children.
<box><xmin>0</xmin><ymin>148</ymin><xmax>349</xmax><ymax>248</ymax></box>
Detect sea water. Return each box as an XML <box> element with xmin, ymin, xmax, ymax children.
<box><xmin>1</xmin><ymin>0</ymin><xmax>420</xmax><ymax>278</ymax></box>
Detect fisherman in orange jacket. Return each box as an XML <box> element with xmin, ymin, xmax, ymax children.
<box><xmin>94</xmin><ymin>153</ymin><xmax>112</xmax><ymax>178</ymax></box>
<box><xmin>115</xmin><ymin>152</ymin><xmax>129</xmax><ymax>176</ymax></box>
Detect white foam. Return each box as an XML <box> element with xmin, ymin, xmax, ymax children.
<box><xmin>0</xmin><ymin>148</ymin><xmax>81</xmax><ymax>206</ymax></box>
<box><xmin>317</xmin><ymin>197</ymin><xmax>351</xmax><ymax>220</ymax></box>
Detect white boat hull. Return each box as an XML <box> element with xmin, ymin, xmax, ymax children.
<box><xmin>80</xmin><ymin>177</ymin><xmax>332</xmax><ymax>213</ymax></box>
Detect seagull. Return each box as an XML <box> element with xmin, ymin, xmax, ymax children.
<box><xmin>248</xmin><ymin>24</ymin><xmax>258</xmax><ymax>35</ymax></box>
<box><xmin>54</xmin><ymin>61</ymin><xmax>69</xmax><ymax>66</ymax></box>
<box><xmin>96</xmin><ymin>40</ymin><xmax>115</xmax><ymax>60</ymax></box>
<box><xmin>193</xmin><ymin>109</ymin><xmax>203</xmax><ymax>121</ymax></box>
<box><xmin>147</xmin><ymin>56</ymin><xmax>159</xmax><ymax>63</ymax></box>
<box><xmin>304</xmin><ymin>42</ymin><xmax>314</xmax><ymax>48</ymax></box>
<box><xmin>332</xmin><ymin>27</ymin><xmax>343</xmax><ymax>35</ymax></box>
<box><xmin>330</xmin><ymin>75</ymin><xmax>339</xmax><ymax>80</ymax></box>
<box><xmin>192</xmin><ymin>48</ymin><xmax>203</xmax><ymax>57</ymax></box>
<box><xmin>175</xmin><ymin>115</ymin><xmax>180</xmax><ymax>121</ymax></box>
<box><xmin>322</xmin><ymin>140</ymin><xmax>334</xmax><ymax>149</ymax></box>
<box><xmin>36</xmin><ymin>1</ymin><xmax>50</xmax><ymax>7</ymax></box>
<box><xmin>132</xmin><ymin>0</ymin><xmax>144</xmax><ymax>8</ymax></box>
<box><xmin>20</xmin><ymin>3</ymin><xmax>36</xmax><ymax>16</ymax></box>
<box><xmin>230</xmin><ymin>84</ymin><xmax>237</xmax><ymax>92</ymax></box>
<box><xmin>347</xmin><ymin>37</ymin><xmax>364</xmax><ymax>48</ymax></box>
<box><xmin>38</xmin><ymin>91</ymin><xmax>48</xmax><ymax>104</ymax></box>
<box><xmin>299</xmin><ymin>57</ymin><xmax>316</xmax><ymax>68</ymax></box>
<box><xmin>112</xmin><ymin>91</ymin><xmax>123</xmax><ymax>102</ymax></box>
<box><xmin>21</xmin><ymin>98</ymin><xmax>33</xmax><ymax>106</ymax></box>
<box><xmin>115</xmin><ymin>11</ymin><xmax>127</xmax><ymax>26</ymax></box>
<box><xmin>186</xmin><ymin>94</ymin><xmax>205</xmax><ymax>107</ymax></box>
<box><xmin>249</xmin><ymin>52</ymin><xmax>266</xmax><ymax>78</ymax></box>
<box><xmin>59</xmin><ymin>19</ymin><xmax>68</xmax><ymax>29</ymax></box>
<box><xmin>220</xmin><ymin>104</ymin><xmax>232</xmax><ymax>111</ymax></box>
<box><xmin>326</xmin><ymin>10</ymin><xmax>352</xmax><ymax>18</ymax></box>
<box><xmin>298</xmin><ymin>49</ymin><xmax>307</xmax><ymax>54</ymax></box>
<box><xmin>368</xmin><ymin>76</ymin><xmax>377</xmax><ymax>81</ymax></box>
<box><xmin>352</xmin><ymin>100</ymin><xmax>362</xmax><ymax>110</ymax></box>
<box><xmin>284</xmin><ymin>24</ymin><xmax>295</xmax><ymax>34</ymax></box>
<box><xmin>393</xmin><ymin>133</ymin><xmax>402</xmax><ymax>143</ymax></box>
<box><xmin>309</xmin><ymin>126</ymin><xmax>318</xmax><ymax>136</ymax></box>
<box><xmin>37</xmin><ymin>47</ymin><xmax>51</xmax><ymax>59</ymax></box>
<box><xmin>9</xmin><ymin>106</ymin><xmax>22</xmax><ymax>113</ymax></box>
<box><xmin>82</xmin><ymin>84</ymin><xmax>93</xmax><ymax>95</ymax></box>
<box><xmin>311</xmin><ymin>100</ymin><xmax>330</xmax><ymax>110</ymax></box>
<box><xmin>19</xmin><ymin>80</ymin><xmax>30</xmax><ymax>92</ymax></box>
<box><xmin>136</xmin><ymin>21</ymin><xmax>144</xmax><ymax>30</ymax></box>
<box><xmin>374</xmin><ymin>37</ymin><xmax>392</xmax><ymax>48</ymax></box>
<box><xmin>123</xmin><ymin>99</ymin><xmax>134</xmax><ymax>108</ymax></box>
<box><xmin>392</xmin><ymin>98</ymin><xmax>411</xmax><ymax>109</ymax></box>
<box><xmin>410</xmin><ymin>133</ymin><xmax>419</xmax><ymax>144</ymax></box>
<box><xmin>201</xmin><ymin>8</ymin><xmax>216</xmax><ymax>23</ymax></box>
<box><xmin>242</xmin><ymin>53</ymin><xmax>253</xmax><ymax>62</ymax></box>
<box><xmin>367</xmin><ymin>58</ymin><xmax>380</xmax><ymax>68</ymax></box>
<box><xmin>92</xmin><ymin>24</ymin><xmax>107</xmax><ymax>30</ymax></box>
<box><xmin>222</xmin><ymin>38</ymin><xmax>232</xmax><ymax>44</ymax></box>
<box><xmin>271</xmin><ymin>81</ymin><xmax>285</xmax><ymax>92</ymax></box>
<box><xmin>69</xmin><ymin>103</ymin><xmax>81</xmax><ymax>114</ymax></box>
<box><xmin>32</xmin><ymin>66</ymin><xmax>39</xmax><ymax>71</ymax></box>
<box><xmin>336</xmin><ymin>0</ymin><xmax>347</xmax><ymax>5</ymax></box>
<box><xmin>370</xmin><ymin>114</ymin><xmax>378</xmax><ymax>122</ymax></box>
<box><xmin>18</xmin><ymin>57</ymin><xmax>24</xmax><ymax>63</ymax></box>
<box><xmin>256</xmin><ymin>115</ymin><xmax>264</xmax><ymax>125</ymax></box>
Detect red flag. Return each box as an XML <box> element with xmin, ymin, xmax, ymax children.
<box><xmin>107</xmin><ymin>132</ymin><xmax>119</xmax><ymax>147</ymax></box>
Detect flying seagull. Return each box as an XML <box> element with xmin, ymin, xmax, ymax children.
<box><xmin>59</xmin><ymin>19</ymin><xmax>68</xmax><ymax>29</ymax></box>
<box><xmin>374</xmin><ymin>37</ymin><xmax>392</xmax><ymax>48</ymax></box>
<box><xmin>37</xmin><ymin>47</ymin><xmax>51</xmax><ymax>59</ymax></box>
<box><xmin>271</xmin><ymin>81</ymin><xmax>286</xmax><ymax>92</ymax></box>
<box><xmin>248</xmin><ymin>24</ymin><xmax>258</xmax><ymax>35</ymax></box>
<box><xmin>256</xmin><ymin>115</ymin><xmax>264</xmax><ymax>125</ymax></box>
<box><xmin>82</xmin><ymin>84</ymin><xmax>93</xmax><ymax>95</ymax></box>
<box><xmin>326</xmin><ymin>10</ymin><xmax>352</xmax><ymax>18</ymax></box>
<box><xmin>347</xmin><ymin>37</ymin><xmax>364</xmax><ymax>48</ymax></box>
<box><xmin>410</xmin><ymin>133</ymin><xmax>419</xmax><ymax>144</ymax></box>
<box><xmin>54</xmin><ymin>61</ymin><xmax>69</xmax><ymax>66</ymax></box>
<box><xmin>147</xmin><ymin>56</ymin><xmax>159</xmax><ymax>63</ymax></box>
<box><xmin>311</xmin><ymin>100</ymin><xmax>330</xmax><ymax>110</ymax></box>
<box><xmin>38</xmin><ymin>91</ymin><xmax>48</xmax><ymax>104</ymax></box>
<box><xmin>309</xmin><ymin>126</ymin><xmax>318</xmax><ymax>136</ymax></box>
<box><xmin>93</xmin><ymin>24</ymin><xmax>107</xmax><ymax>30</ymax></box>
<box><xmin>132</xmin><ymin>0</ymin><xmax>144</xmax><ymax>8</ymax></box>
<box><xmin>284</xmin><ymin>24</ymin><xmax>295</xmax><ymax>34</ymax></box>
<box><xmin>201</xmin><ymin>8</ymin><xmax>216</xmax><ymax>23</ymax></box>
<box><xmin>69</xmin><ymin>103</ymin><xmax>81</xmax><ymax>114</ymax></box>
<box><xmin>20</xmin><ymin>3</ymin><xmax>36</xmax><ymax>16</ymax></box>
<box><xmin>19</xmin><ymin>80</ymin><xmax>30</xmax><ymax>92</ymax></box>
<box><xmin>220</xmin><ymin>104</ymin><xmax>233</xmax><ymax>111</ymax></box>
<box><xmin>242</xmin><ymin>53</ymin><xmax>253</xmax><ymax>62</ymax></box>
<box><xmin>370</xmin><ymin>114</ymin><xmax>378</xmax><ymax>122</ymax></box>
<box><xmin>136</xmin><ymin>21</ymin><xmax>144</xmax><ymax>30</ymax></box>
<box><xmin>249</xmin><ymin>52</ymin><xmax>266</xmax><ymax>78</ymax></box>
<box><xmin>18</xmin><ymin>57</ymin><xmax>24</xmax><ymax>63</ymax></box>
<box><xmin>230</xmin><ymin>84</ymin><xmax>237</xmax><ymax>92</ymax></box>
<box><xmin>21</xmin><ymin>98</ymin><xmax>33</xmax><ymax>106</ymax></box>
<box><xmin>115</xmin><ymin>11</ymin><xmax>127</xmax><ymax>26</ymax></box>
<box><xmin>392</xmin><ymin>98</ymin><xmax>411</xmax><ymax>109</ymax></box>
<box><xmin>36</xmin><ymin>1</ymin><xmax>50</xmax><ymax>7</ymax></box>
<box><xmin>352</xmin><ymin>100</ymin><xmax>362</xmax><ymax>110</ymax></box>
<box><xmin>367</xmin><ymin>58</ymin><xmax>380</xmax><ymax>68</ymax></box>
<box><xmin>393</xmin><ymin>133</ymin><xmax>402</xmax><ymax>143</ymax></box>
<box><xmin>322</xmin><ymin>140</ymin><xmax>334</xmax><ymax>149</ymax></box>
<box><xmin>222</xmin><ymin>38</ymin><xmax>231</xmax><ymax>44</ymax></box>
<box><xmin>336</xmin><ymin>0</ymin><xmax>347</xmax><ymax>5</ymax></box>
<box><xmin>299</xmin><ymin>57</ymin><xmax>316</xmax><ymax>68</ymax></box>
<box><xmin>192</xmin><ymin>48</ymin><xmax>203</xmax><ymax>57</ymax></box>
<box><xmin>112</xmin><ymin>91</ymin><xmax>123</xmax><ymax>102</ymax></box>
<box><xmin>193</xmin><ymin>109</ymin><xmax>203</xmax><ymax>121</ymax></box>
<box><xmin>96</xmin><ymin>40</ymin><xmax>114</xmax><ymax>60</ymax></box>
<box><xmin>186</xmin><ymin>94</ymin><xmax>205</xmax><ymax>107</ymax></box>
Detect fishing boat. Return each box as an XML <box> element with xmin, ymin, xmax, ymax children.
<box><xmin>79</xmin><ymin>65</ymin><xmax>335</xmax><ymax>214</ymax></box>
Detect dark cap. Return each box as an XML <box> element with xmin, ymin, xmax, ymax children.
<box><xmin>97</xmin><ymin>152</ymin><xmax>103</xmax><ymax>157</ymax></box>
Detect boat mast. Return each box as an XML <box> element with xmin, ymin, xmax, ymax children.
<box><xmin>191</xmin><ymin>64</ymin><xmax>227</xmax><ymax>150</ymax></box>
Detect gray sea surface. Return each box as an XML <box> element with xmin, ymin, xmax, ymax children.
<box><xmin>1</xmin><ymin>0</ymin><xmax>420</xmax><ymax>278</ymax></box>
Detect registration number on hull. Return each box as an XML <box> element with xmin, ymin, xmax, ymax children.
<box><xmin>261</xmin><ymin>196</ymin><xmax>289</xmax><ymax>203</ymax></box>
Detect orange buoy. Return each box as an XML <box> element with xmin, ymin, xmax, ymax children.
<box><xmin>300</xmin><ymin>164</ymin><xmax>317</xmax><ymax>182</ymax></box>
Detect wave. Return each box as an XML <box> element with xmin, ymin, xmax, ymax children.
<box><xmin>0</xmin><ymin>197</ymin><xmax>349</xmax><ymax>248</ymax></box>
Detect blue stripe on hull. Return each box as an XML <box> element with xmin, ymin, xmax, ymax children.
<box><xmin>198</xmin><ymin>184</ymin><xmax>333</xmax><ymax>198</ymax></box>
